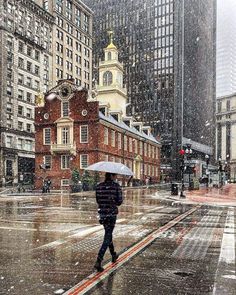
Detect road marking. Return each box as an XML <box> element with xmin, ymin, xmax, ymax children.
<box><xmin>33</xmin><ymin>218</ymin><xmax>127</xmax><ymax>251</ymax></box>
<box><xmin>213</xmin><ymin>208</ymin><xmax>235</xmax><ymax>295</ymax></box>
<box><xmin>64</xmin><ymin>206</ymin><xmax>199</xmax><ymax>295</ymax></box>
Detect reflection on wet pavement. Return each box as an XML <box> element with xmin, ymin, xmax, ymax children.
<box><xmin>0</xmin><ymin>188</ymin><xmax>235</xmax><ymax>295</ymax></box>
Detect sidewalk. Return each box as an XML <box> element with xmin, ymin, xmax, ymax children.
<box><xmin>167</xmin><ymin>184</ymin><xmax>236</xmax><ymax>207</ymax></box>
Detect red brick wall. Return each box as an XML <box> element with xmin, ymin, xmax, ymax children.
<box><xmin>35</xmin><ymin>87</ymin><xmax>161</xmax><ymax>189</ymax></box>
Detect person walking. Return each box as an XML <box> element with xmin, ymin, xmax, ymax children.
<box><xmin>94</xmin><ymin>172</ymin><xmax>123</xmax><ymax>272</ymax></box>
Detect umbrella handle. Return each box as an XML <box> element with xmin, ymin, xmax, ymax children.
<box><xmin>127</xmin><ymin>176</ymin><xmax>133</xmax><ymax>187</ymax></box>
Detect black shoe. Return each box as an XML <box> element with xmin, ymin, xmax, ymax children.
<box><xmin>94</xmin><ymin>259</ymin><xmax>104</xmax><ymax>272</ymax></box>
<box><xmin>111</xmin><ymin>252</ymin><xmax>119</xmax><ymax>263</ymax></box>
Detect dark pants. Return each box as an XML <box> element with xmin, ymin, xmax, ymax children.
<box><xmin>98</xmin><ymin>216</ymin><xmax>116</xmax><ymax>260</ymax></box>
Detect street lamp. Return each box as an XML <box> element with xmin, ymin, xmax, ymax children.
<box><xmin>185</xmin><ymin>145</ymin><xmax>193</xmax><ymax>189</ymax></box>
<box><xmin>179</xmin><ymin>149</ymin><xmax>185</xmax><ymax>198</ymax></box>
<box><xmin>205</xmin><ymin>154</ymin><xmax>210</xmax><ymax>189</ymax></box>
<box><xmin>218</xmin><ymin>158</ymin><xmax>223</xmax><ymax>188</ymax></box>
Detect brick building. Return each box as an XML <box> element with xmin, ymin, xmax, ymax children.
<box><xmin>35</xmin><ymin>40</ymin><xmax>161</xmax><ymax>189</ymax></box>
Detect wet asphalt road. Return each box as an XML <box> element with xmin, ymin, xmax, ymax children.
<box><xmin>0</xmin><ymin>188</ymin><xmax>235</xmax><ymax>295</ymax></box>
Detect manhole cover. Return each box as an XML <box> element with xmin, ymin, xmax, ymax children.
<box><xmin>174</xmin><ymin>271</ymin><xmax>194</xmax><ymax>277</ymax></box>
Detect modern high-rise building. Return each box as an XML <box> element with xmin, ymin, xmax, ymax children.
<box><xmin>84</xmin><ymin>0</ymin><xmax>216</xmax><ymax>177</ymax></box>
<box><xmin>0</xmin><ymin>0</ymin><xmax>54</xmax><ymax>186</ymax></box>
<box><xmin>35</xmin><ymin>0</ymin><xmax>93</xmax><ymax>89</ymax></box>
<box><xmin>216</xmin><ymin>0</ymin><xmax>236</xmax><ymax>97</ymax></box>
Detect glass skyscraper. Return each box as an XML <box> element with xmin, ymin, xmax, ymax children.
<box><xmin>85</xmin><ymin>0</ymin><xmax>216</xmax><ymax>176</ymax></box>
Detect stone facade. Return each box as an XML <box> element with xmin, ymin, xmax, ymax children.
<box><xmin>216</xmin><ymin>93</ymin><xmax>236</xmax><ymax>181</ymax></box>
<box><xmin>0</xmin><ymin>0</ymin><xmax>54</xmax><ymax>186</ymax></box>
<box><xmin>35</xmin><ymin>0</ymin><xmax>93</xmax><ymax>90</ymax></box>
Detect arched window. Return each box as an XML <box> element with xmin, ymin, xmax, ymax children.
<box><xmin>108</xmin><ymin>52</ymin><xmax>112</xmax><ymax>60</ymax></box>
<box><xmin>103</xmin><ymin>71</ymin><xmax>113</xmax><ymax>86</ymax></box>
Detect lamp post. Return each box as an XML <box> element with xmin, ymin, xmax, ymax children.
<box><xmin>218</xmin><ymin>158</ymin><xmax>223</xmax><ymax>188</ymax></box>
<box><xmin>179</xmin><ymin>149</ymin><xmax>185</xmax><ymax>198</ymax></box>
<box><xmin>205</xmin><ymin>154</ymin><xmax>210</xmax><ymax>189</ymax></box>
<box><xmin>185</xmin><ymin>144</ymin><xmax>193</xmax><ymax>190</ymax></box>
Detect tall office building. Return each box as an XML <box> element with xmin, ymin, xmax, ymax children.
<box><xmin>216</xmin><ymin>0</ymin><xmax>236</xmax><ymax>97</ymax></box>
<box><xmin>0</xmin><ymin>0</ymin><xmax>93</xmax><ymax>187</ymax></box>
<box><xmin>35</xmin><ymin>0</ymin><xmax>93</xmax><ymax>89</ymax></box>
<box><xmin>0</xmin><ymin>0</ymin><xmax>54</xmax><ymax>186</ymax></box>
<box><xmin>84</xmin><ymin>0</ymin><xmax>216</xmax><ymax>176</ymax></box>
<box><xmin>216</xmin><ymin>0</ymin><xmax>236</xmax><ymax>178</ymax></box>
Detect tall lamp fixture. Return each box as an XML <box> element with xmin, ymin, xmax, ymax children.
<box><xmin>205</xmin><ymin>154</ymin><xmax>210</xmax><ymax>189</ymax></box>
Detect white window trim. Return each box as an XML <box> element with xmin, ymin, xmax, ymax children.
<box><xmin>61</xmin><ymin>101</ymin><xmax>69</xmax><ymax>117</ymax></box>
<box><xmin>104</xmin><ymin>127</ymin><xmax>108</xmax><ymax>145</ymax></box>
<box><xmin>61</xmin><ymin>155</ymin><xmax>70</xmax><ymax>169</ymax></box>
<box><xmin>43</xmin><ymin>155</ymin><xmax>52</xmax><ymax>169</ymax></box>
<box><xmin>80</xmin><ymin>125</ymin><xmax>88</xmax><ymax>143</ymax></box>
<box><xmin>111</xmin><ymin>130</ymin><xmax>115</xmax><ymax>147</ymax></box>
<box><xmin>118</xmin><ymin>133</ymin><xmax>122</xmax><ymax>150</ymax></box>
<box><xmin>61</xmin><ymin>179</ymin><xmax>69</xmax><ymax>186</ymax></box>
<box><xmin>43</xmin><ymin>128</ymin><xmax>51</xmax><ymax>145</ymax></box>
<box><xmin>80</xmin><ymin>154</ymin><xmax>88</xmax><ymax>169</ymax></box>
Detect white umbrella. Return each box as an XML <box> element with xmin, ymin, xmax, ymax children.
<box><xmin>85</xmin><ymin>161</ymin><xmax>133</xmax><ymax>176</ymax></box>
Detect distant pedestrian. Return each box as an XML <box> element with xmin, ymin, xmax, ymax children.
<box><xmin>46</xmin><ymin>179</ymin><xmax>51</xmax><ymax>193</ymax></box>
<box><xmin>94</xmin><ymin>172</ymin><xmax>123</xmax><ymax>272</ymax></box>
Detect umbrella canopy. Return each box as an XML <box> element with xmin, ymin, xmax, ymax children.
<box><xmin>85</xmin><ymin>161</ymin><xmax>134</xmax><ymax>176</ymax></box>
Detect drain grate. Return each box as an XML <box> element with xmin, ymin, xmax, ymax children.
<box><xmin>174</xmin><ymin>271</ymin><xmax>194</xmax><ymax>277</ymax></box>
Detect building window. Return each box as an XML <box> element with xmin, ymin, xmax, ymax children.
<box><xmin>18</xmin><ymin>121</ymin><xmax>23</xmax><ymax>131</ymax></box>
<box><xmin>129</xmin><ymin>138</ymin><xmax>133</xmax><ymax>152</ymax></box>
<box><xmin>6</xmin><ymin>160</ymin><xmax>13</xmax><ymax>176</ymax></box>
<box><xmin>44</xmin><ymin>155</ymin><xmax>51</xmax><ymax>169</ymax></box>
<box><xmin>26</xmin><ymin>124</ymin><xmax>31</xmax><ymax>132</ymax></box>
<box><xmin>108</xmin><ymin>52</ymin><xmax>112</xmax><ymax>60</ymax></box>
<box><xmin>44</xmin><ymin>128</ymin><xmax>51</xmax><ymax>145</ymax></box>
<box><xmin>18</xmin><ymin>105</ymin><xmax>23</xmax><ymax>116</ymax></box>
<box><xmin>19</xmin><ymin>41</ymin><xmax>24</xmax><ymax>53</ymax></box>
<box><xmin>104</xmin><ymin>127</ymin><xmax>108</xmax><ymax>145</ymax></box>
<box><xmin>80</xmin><ymin>154</ymin><xmax>88</xmax><ymax>169</ymax></box>
<box><xmin>27</xmin><ymin>61</ymin><xmax>32</xmax><ymax>72</ymax></box>
<box><xmin>118</xmin><ymin>133</ymin><xmax>122</xmax><ymax>149</ymax></box>
<box><xmin>26</xmin><ymin>77</ymin><xmax>32</xmax><ymax>88</ymax></box>
<box><xmin>35</xmin><ymin>65</ymin><xmax>40</xmax><ymax>76</ymax></box>
<box><xmin>103</xmin><ymin>71</ymin><xmax>113</xmax><ymax>86</ymax></box>
<box><xmin>62</xmin><ymin>127</ymin><xmax>70</xmax><ymax>144</ymax></box>
<box><xmin>6</xmin><ymin>136</ymin><xmax>13</xmax><ymax>148</ymax></box>
<box><xmin>18</xmin><ymin>73</ymin><xmax>24</xmax><ymax>84</ymax></box>
<box><xmin>111</xmin><ymin>130</ymin><xmax>115</xmax><ymax>147</ymax></box>
<box><xmin>139</xmin><ymin>141</ymin><xmax>143</xmax><ymax>155</ymax></box>
<box><xmin>226</xmin><ymin>100</ymin><xmax>231</xmax><ymax>111</ymax></box>
<box><xmin>144</xmin><ymin>143</ymin><xmax>147</xmax><ymax>156</ymax></box>
<box><xmin>26</xmin><ymin>92</ymin><xmax>32</xmax><ymax>102</ymax></box>
<box><xmin>124</xmin><ymin>135</ymin><xmax>127</xmax><ymax>151</ymax></box>
<box><xmin>25</xmin><ymin>140</ymin><xmax>33</xmax><ymax>151</ymax></box>
<box><xmin>134</xmin><ymin>140</ymin><xmax>138</xmax><ymax>153</ymax></box>
<box><xmin>80</xmin><ymin>125</ymin><xmax>88</xmax><ymax>143</ymax></box>
<box><xmin>18</xmin><ymin>138</ymin><xmax>24</xmax><ymax>149</ymax></box>
<box><xmin>62</xmin><ymin>101</ymin><xmax>69</xmax><ymax>117</ymax></box>
<box><xmin>26</xmin><ymin>108</ymin><xmax>32</xmax><ymax>118</ymax></box>
<box><xmin>61</xmin><ymin>155</ymin><xmax>70</xmax><ymax>169</ymax></box>
<box><xmin>61</xmin><ymin>179</ymin><xmax>69</xmax><ymax>186</ymax></box>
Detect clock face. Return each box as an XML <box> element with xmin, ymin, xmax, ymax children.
<box><xmin>44</xmin><ymin>113</ymin><xmax>49</xmax><ymax>120</ymax></box>
<box><xmin>60</xmin><ymin>85</ymin><xmax>71</xmax><ymax>98</ymax></box>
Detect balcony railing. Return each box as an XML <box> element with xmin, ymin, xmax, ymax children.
<box><xmin>51</xmin><ymin>142</ymin><xmax>76</xmax><ymax>155</ymax></box>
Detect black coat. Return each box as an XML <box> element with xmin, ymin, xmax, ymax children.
<box><xmin>96</xmin><ymin>180</ymin><xmax>123</xmax><ymax>218</ymax></box>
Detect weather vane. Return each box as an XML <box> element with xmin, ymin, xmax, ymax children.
<box><xmin>107</xmin><ymin>30</ymin><xmax>114</xmax><ymax>44</ymax></box>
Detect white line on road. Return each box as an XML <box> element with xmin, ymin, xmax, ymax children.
<box><xmin>213</xmin><ymin>208</ymin><xmax>235</xmax><ymax>295</ymax></box>
<box><xmin>33</xmin><ymin>218</ymin><xmax>127</xmax><ymax>251</ymax></box>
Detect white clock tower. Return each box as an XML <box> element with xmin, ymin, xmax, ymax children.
<box><xmin>97</xmin><ymin>32</ymin><xmax>128</xmax><ymax>116</ymax></box>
